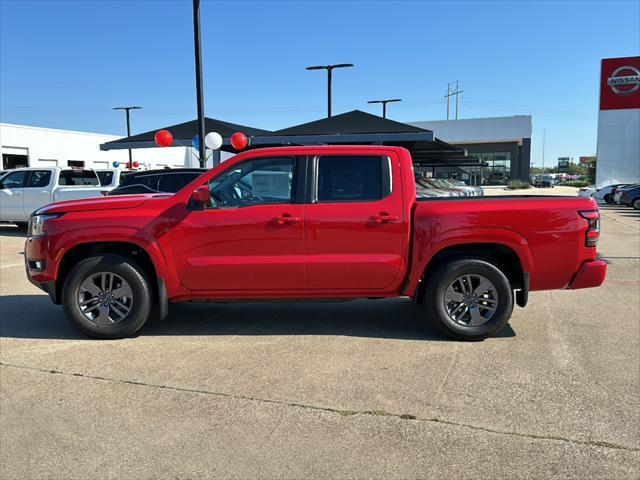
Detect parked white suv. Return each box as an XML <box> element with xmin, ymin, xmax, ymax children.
<box><xmin>0</xmin><ymin>167</ymin><xmax>104</xmax><ymax>226</ymax></box>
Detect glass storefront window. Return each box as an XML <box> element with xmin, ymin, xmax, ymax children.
<box><xmin>469</xmin><ymin>151</ymin><xmax>512</xmax><ymax>185</ymax></box>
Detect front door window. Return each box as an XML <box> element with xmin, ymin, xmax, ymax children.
<box><xmin>208</xmin><ymin>157</ymin><xmax>295</xmax><ymax>208</ymax></box>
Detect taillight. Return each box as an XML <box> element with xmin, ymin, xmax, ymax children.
<box><xmin>579</xmin><ymin>210</ymin><xmax>600</xmax><ymax>247</ymax></box>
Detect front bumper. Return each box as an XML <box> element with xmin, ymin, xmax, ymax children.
<box><xmin>24</xmin><ymin>235</ymin><xmax>60</xmax><ymax>304</ymax></box>
<box><xmin>567</xmin><ymin>260</ymin><xmax>607</xmax><ymax>289</ymax></box>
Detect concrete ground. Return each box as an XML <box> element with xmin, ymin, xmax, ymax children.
<box><xmin>1</xmin><ymin>204</ymin><xmax>638</xmax><ymax>479</ymax></box>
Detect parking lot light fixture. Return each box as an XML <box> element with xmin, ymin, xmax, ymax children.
<box><xmin>367</xmin><ymin>99</ymin><xmax>402</xmax><ymax>119</ymax></box>
<box><xmin>306</xmin><ymin>63</ymin><xmax>354</xmax><ymax>118</ymax></box>
<box><xmin>113</xmin><ymin>106</ymin><xmax>142</xmax><ymax>166</ymax></box>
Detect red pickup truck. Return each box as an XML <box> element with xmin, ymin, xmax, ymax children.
<box><xmin>25</xmin><ymin>146</ymin><xmax>606</xmax><ymax>340</ymax></box>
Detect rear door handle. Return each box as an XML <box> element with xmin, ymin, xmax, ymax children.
<box><xmin>372</xmin><ymin>213</ymin><xmax>399</xmax><ymax>223</ymax></box>
<box><xmin>275</xmin><ymin>213</ymin><xmax>301</xmax><ymax>225</ymax></box>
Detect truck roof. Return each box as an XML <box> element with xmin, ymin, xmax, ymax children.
<box><xmin>6</xmin><ymin>166</ymin><xmax>97</xmax><ymax>172</ymax></box>
<box><xmin>235</xmin><ymin>145</ymin><xmax>411</xmax><ymax>156</ymax></box>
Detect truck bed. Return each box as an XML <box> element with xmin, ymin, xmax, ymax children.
<box><xmin>410</xmin><ymin>195</ymin><xmax>599</xmax><ymax>292</ymax></box>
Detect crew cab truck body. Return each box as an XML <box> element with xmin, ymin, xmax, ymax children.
<box><xmin>25</xmin><ymin>146</ymin><xmax>606</xmax><ymax>340</ymax></box>
<box><xmin>0</xmin><ymin>167</ymin><xmax>103</xmax><ymax>225</ymax></box>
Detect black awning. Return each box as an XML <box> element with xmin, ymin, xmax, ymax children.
<box><xmin>99</xmin><ymin>110</ymin><xmax>481</xmax><ymax>166</ymax></box>
<box><xmin>267</xmin><ymin>110</ymin><xmax>429</xmax><ymax>135</ymax></box>
<box><xmin>100</xmin><ymin>117</ymin><xmax>271</xmax><ymax>151</ymax></box>
<box><xmin>248</xmin><ymin>109</ymin><xmax>435</xmax><ymax>148</ymax></box>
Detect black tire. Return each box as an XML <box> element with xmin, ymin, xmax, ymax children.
<box><xmin>604</xmin><ymin>194</ymin><xmax>613</xmax><ymax>204</ymax></box>
<box><xmin>61</xmin><ymin>254</ymin><xmax>153</xmax><ymax>339</ymax></box>
<box><xmin>632</xmin><ymin>198</ymin><xmax>640</xmax><ymax>210</ymax></box>
<box><xmin>423</xmin><ymin>258</ymin><xmax>514</xmax><ymax>341</ymax></box>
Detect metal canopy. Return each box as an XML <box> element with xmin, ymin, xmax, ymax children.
<box><xmin>100</xmin><ymin>117</ymin><xmax>271</xmax><ymax>152</ymax></box>
<box><xmin>99</xmin><ymin>109</ymin><xmax>482</xmax><ymax>166</ymax></box>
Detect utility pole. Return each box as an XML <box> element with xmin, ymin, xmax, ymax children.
<box><xmin>306</xmin><ymin>63</ymin><xmax>354</xmax><ymax>117</ymax></box>
<box><xmin>542</xmin><ymin>128</ymin><xmax>546</xmax><ymax>170</ymax></box>
<box><xmin>113</xmin><ymin>106</ymin><xmax>142</xmax><ymax>166</ymax></box>
<box><xmin>445</xmin><ymin>81</ymin><xmax>463</xmax><ymax>120</ymax></box>
<box><xmin>192</xmin><ymin>0</ymin><xmax>206</xmax><ymax>167</ymax></box>
<box><xmin>367</xmin><ymin>98</ymin><xmax>402</xmax><ymax>119</ymax></box>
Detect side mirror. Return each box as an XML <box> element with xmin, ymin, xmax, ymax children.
<box><xmin>190</xmin><ymin>185</ymin><xmax>211</xmax><ymax>207</ymax></box>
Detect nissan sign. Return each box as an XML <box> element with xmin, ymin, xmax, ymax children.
<box><xmin>600</xmin><ymin>56</ymin><xmax>640</xmax><ymax>110</ymax></box>
<box><xmin>607</xmin><ymin>66</ymin><xmax>640</xmax><ymax>96</ymax></box>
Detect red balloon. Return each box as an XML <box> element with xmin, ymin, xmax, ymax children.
<box><xmin>155</xmin><ymin>129</ymin><xmax>173</xmax><ymax>147</ymax></box>
<box><xmin>126</xmin><ymin>162</ymin><xmax>131</xmax><ymax>169</ymax></box>
<box><xmin>133</xmin><ymin>161</ymin><xmax>140</xmax><ymax>168</ymax></box>
<box><xmin>230</xmin><ymin>132</ymin><xmax>248</xmax><ymax>150</ymax></box>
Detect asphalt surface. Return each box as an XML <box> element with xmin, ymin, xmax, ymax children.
<box><xmin>1</xmin><ymin>203</ymin><xmax>638</xmax><ymax>479</ymax></box>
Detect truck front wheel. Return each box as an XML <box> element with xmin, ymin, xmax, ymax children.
<box><xmin>61</xmin><ymin>254</ymin><xmax>153</xmax><ymax>339</ymax></box>
<box><xmin>424</xmin><ymin>258</ymin><xmax>514</xmax><ymax>341</ymax></box>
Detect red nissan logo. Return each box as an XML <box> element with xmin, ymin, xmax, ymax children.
<box><xmin>607</xmin><ymin>65</ymin><xmax>640</xmax><ymax>96</ymax></box>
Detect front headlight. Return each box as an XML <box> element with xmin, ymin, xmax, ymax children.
<box><xmin>28</xmin><ymin>214</ymin><xmax>61</xmax><ymax>237</ymax></box>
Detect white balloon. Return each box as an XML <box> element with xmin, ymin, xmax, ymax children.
<box><xmin>204</xmin><ymin>131</ymin><xmax>223</xmax><ymax>150</ymax></box>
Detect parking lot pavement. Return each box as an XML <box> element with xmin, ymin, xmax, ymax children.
<box><xmin>1</xmin><ymin>206</ymin><xmax>639</xmax><ymax>479</ymax></box>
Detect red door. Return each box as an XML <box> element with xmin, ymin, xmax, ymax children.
<box><xmin>305</xmin><ymin>154</ymin><xmax>406</xmax><ymax>291</ymax></box>
<box><xmin>171</xmin><ymin>156</ymin><xmax>306</xmax><ymax>292</ymax></box>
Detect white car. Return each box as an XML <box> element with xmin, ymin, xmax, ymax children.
<box><xmin>578</xmin><ymin>185</ymin><xmax>596</xmax><ymax>198</ymax></box>
<box><xmin>578</xmin><ymin>183</ymin><xmax>631</xmax><ymax>204</ymax></box>
<box><xmin>0</xmin><ymin>167</ymin><xmax>105</xmax><ymax>226</ymax></box>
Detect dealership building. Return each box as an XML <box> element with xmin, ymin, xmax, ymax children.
<box><xmin>410</xmin><ymin>115</ymin><xmax>532</xmax><ymax>185</ymax></box>
<box><xmin>2</xmin><ymin>114</ymin><xmax>533</xmax><ymax>186</ymax></box>
<box><xmin>0</xmin><ymin>123</ymin><xmax>189</xmax><ymax>170</ymax></box>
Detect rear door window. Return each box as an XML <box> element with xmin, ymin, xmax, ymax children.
<box><xmin>316</xmin><ymin>156</ymin><xmax>390</xmax><ymax>203</ymax></box>
<box><xmin>157</xmin><ymin>173</ymin><xmax>201</xmax><ymax>193</ymax></box>
<box><xmin>27</xmin><ymin>170</ymin><xmax>52</xmax><ymax>188</ymax></box>
<box><xmin>120</xmin><ymin>174</ymin><xmax>159</xmax><ymax>190</ymax></box>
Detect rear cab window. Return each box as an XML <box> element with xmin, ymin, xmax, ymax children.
<box><xmin>58</xmin><ymin>170</ymin><xmax>99</xmax><ymax>186</ymax></box>
<box><xmin>315</xmin><ymin>155</ymin><xmax>392</xmax><ymax>203</ymax></box>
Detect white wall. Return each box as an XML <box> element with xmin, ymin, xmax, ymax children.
<box><xmin>595</xmin><ymin>109</ymin><xmax>640</xmax><ymax>188</ymax></box>
<box><xmin>0</xmin><ymin>123</ymin><xmax>190</xmax><ymax>170</ymax></box>
<box><xmin>410</xmin><ymin>115</ymin><xmax>532</xmax><ymax>144</ymax></box>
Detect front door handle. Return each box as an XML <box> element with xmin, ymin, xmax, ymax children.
<box><xmin>372</xmin><ymin>213</ymin><xmax>399</xmax><ymax>223</ymax></box>
<box><xmin>275</xmin><ymin>213</ymin><xmax>301</xmax><ymax>225</ymax></box>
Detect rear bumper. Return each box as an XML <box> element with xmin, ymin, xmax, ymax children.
<box><xmin>567</xmin><ymin>260</ymin><xmax>607</xmax><ymax>290</ymax></box>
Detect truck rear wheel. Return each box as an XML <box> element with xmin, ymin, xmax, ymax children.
<box><xmin>61</xmin><ymin>254</ymin><xmax>152</xmax><ymax>339</ymax></box>
<box><xmin>424</xmin><ymin>258</ymin><xmax>514</xmax><ymax>341</ymax></box>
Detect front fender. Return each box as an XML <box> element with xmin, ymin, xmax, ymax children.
<box><xmin>48</xmin><ymin>224</ymin><xmax>184</xmax><ymax>298</ymax></box>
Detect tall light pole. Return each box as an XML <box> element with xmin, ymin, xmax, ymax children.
<box><xmin>192</xmin><ymin>0</ymin><xmax>206</xmax><ymax>167</ymax></box>
<box><xmin>305</xmin><ymin>63</ymin><xmax>354</xmax><ymax>117</ymax></box>
<box><xmin>367</xmin><ymin>98</ymin><xmax>402</xmax><ymax>119</ymax></box>
<box><xmin>113</xmin><ymin>106</ymin><xmax>142</xmax><ymax>165</ymax></box>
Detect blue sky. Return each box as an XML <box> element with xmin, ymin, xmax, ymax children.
<box><xmin>1</xmin><ymin>0</ymin><xmax>638</xmax><ymax>165</ymax></box>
